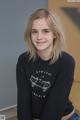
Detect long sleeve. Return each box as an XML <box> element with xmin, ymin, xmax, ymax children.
<box><xmin>40</xmin><ymin>55</ymin><xmax>75</xmax><ymax>120</ymax></box>
<box><xmin>16</xmin><ymin>55</ymin><xmax>32</xmax><ymax>120</ymax></box>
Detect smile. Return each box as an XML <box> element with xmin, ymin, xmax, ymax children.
<box><xmin>36</xmin><ymin>41</ymin><xmax>47</xmax><ymax>44</ymax></box>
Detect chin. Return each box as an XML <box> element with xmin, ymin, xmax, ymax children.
<box><xmin>36</xmin><ymin>47</ymin><xmax>48</xmax><ymax>52</ymax></box>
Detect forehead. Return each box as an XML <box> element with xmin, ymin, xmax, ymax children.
<box><xmin>32</xmin><ymin>18</ymin><xmax>50</xmax><ymax>29</ymax></box>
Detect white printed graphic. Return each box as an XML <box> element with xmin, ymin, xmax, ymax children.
<box><xmin>0</xmin><ymin>115</ymin><xmax>5</xmax><ymax>120</ymax></box>
<box><xmin>30</xmin><ymin>75</ymin><xmax>51</xmax><ymax>92</ymax></box>
<box><xmin>30</xmin><ymin>70</ymin><xmax>52</xmax><ymax>91</ymax></box>
<box><xmin>32</xmin><ymin>91</ymin><xmax>45</xmax><ymax>98</ymax></box>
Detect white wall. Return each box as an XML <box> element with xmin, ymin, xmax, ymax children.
<box><xmin>0</xmin><ymin>0</ymin><xmax>48</xmax><ymax>109</ymax></box>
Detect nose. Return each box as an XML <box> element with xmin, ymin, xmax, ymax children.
<box><xmin>37</xmin><ymin>32</ymin><xmax>42</xmax><ymax>40</ymax></box>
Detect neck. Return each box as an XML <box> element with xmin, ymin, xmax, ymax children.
<box><xmin>37</xmin><ymin>48</ymin><xmax>52</xmax><ymax>61</ymax></box>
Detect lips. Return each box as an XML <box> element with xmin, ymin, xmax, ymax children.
<box><xmin>36</xmin><ymin>41</ymin><xmax>47</xmax><ymax>44</ymax></box>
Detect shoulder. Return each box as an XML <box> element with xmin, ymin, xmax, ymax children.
<box><xmin>17</xmin><ymin>51</ymin><xmax>29</xmax><ymax>65</ymax></box>
<box><xmin>59</xmin><ymin>51</ymin><xmax>75</xmax><ymax>67</ymax></box>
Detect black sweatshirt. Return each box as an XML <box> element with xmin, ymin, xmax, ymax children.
<box><xmin>16</xmin><ymin>51</ymin><xmax>75</xmax><ymax>120</ymax></box>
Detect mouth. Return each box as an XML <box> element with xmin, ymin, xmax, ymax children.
<box><xmin>36</xmin><ymin>41</ymin><xmax>47</xmax><ymax>44</ymax></box>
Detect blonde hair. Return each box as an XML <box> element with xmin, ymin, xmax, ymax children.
<box><xmin>24</xmin><ymin>8</ymin><xmax>65</xmax><ymax>63</ymax></box>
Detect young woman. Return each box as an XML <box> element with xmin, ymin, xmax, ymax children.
<box><xmin>16</xmin><ymin>8</ymin><xmax>80</xmax><ymax>120</ymax></box>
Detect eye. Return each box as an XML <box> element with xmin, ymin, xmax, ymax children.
<box><xmin>31</xmin><ymin>30</ymin><xmax>38</xmax><ymax>34</ymax></box>
<box><xmin>43</xmin><ymin>29</ymin><xmax>50</xmax><ymax>33</ymax></box>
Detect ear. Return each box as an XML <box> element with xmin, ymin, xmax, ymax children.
<box><xmin>53</xmin><ymin>32</ymin><xmax>57</xmax><ymax>39</ymax></box>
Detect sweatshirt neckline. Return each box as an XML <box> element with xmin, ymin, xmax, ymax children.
<box><xmin>38</xmin><ymin>56</ymin><xmax>51</xmax><ymax>64</ymax></box>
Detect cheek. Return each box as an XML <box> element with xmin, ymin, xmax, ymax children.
<box><xmin>47</xmin><ymin>34</ymin><xmax>54</xmax><ymax>41</ymax></box>
<box><xmin>51</xmin><ymin>33</ymin><xmax>56</xmax><ymax>41</ymax></box>
<box><xmin>31</xmin><ymin>35</ymin><xmax>36</xmax><ymax>42</ymax></box>
<box><xmin>31</xmin><ymin>34</ymin><xmax>37</xmax><ymax>40</ymax></box>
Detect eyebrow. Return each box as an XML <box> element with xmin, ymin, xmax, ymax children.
<box><xmin>31</xmin><ymin>28</ymin><xmax>50</xmax><ymax>30</ymax></box>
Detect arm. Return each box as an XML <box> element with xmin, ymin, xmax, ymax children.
<box><xmin>40</xmin><ymin>56</ymin><xmax>75</xmax><ymax>120</ymax></box>
<box><xmin>16</xmin><ymin>55</ymin><xmax>32</xmax><ymax>120</ymax></box>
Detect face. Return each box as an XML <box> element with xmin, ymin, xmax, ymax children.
<box><xmin>31</xmin><ymin>18</ymin><xmax>55</xmax><ymax>54</ymax></box>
